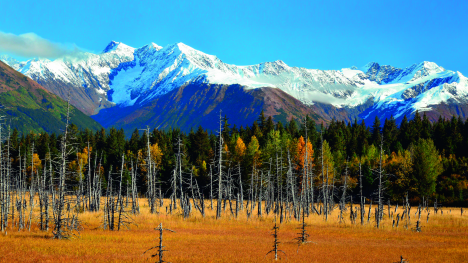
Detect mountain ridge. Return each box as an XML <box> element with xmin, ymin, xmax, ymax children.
<box><xmin>2</xmin><ymin>41</ymin><xmax>467</xmax><ymax>131</ymax></box>
<box><xmin>0</xmin><ymin>60</ymin><xmax>103</xmax><ymax>134</ymax></box>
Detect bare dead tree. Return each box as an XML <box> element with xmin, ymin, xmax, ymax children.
<box><xmin>116</xmin><ymin>155</ymin><xmax>135</xmax><ymax>230</ymax></box>
<box><xmin>144</xmin><ymin>223</ymin><xmax>175</xmax><ymax>263</ymax></box>
<box><xmin>358</xmin><ymin>160</ymin><xmax>365</xmax><ymax>225</ymax></box>
<box><xmin>130</xmin><ymin>159</ymin><xmax>140</xmax><ymax>214</ymax></box>
<box><xmin>53</xmin><ymin>96</ymin><xmax>81</xmax><ymax>239</ymax></box>
<box><xmin>339</xmin><ymin>160</ymin><xmax>349</xmax><ymax>224</ymax></box>
<box><xmin>375</xmin><ymin>134</ymin><xmax>386</xmax><ymax>229</ymax></box>
<box><xmin>394</xmin><ymin>255</ymin><xmax>409</xmax><ymax>263</ymax></box>
<box><xmin>0</xmin><ymin>120</ymin><xmax>12</xmax><ymax>234</ymax></box>
<box><xmin>295</xmin><ymin>209</ymin><xmax>311</xmax><ymax>249</ymax></box>
<box><xmin>216</xmin><ymin>111</ymin><xmax>225</xmax><ymax>219</ymax></box>
<box><xmin>143</xmin><ymin>127</ymin><xmax>158</xmax><ymax>214</ymax></box>
<box><xmin>266</xmin><ymin>217</ymin><xmax>286</xmax><ymax>261</ymax></box>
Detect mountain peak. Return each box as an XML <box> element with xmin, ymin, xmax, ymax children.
<box><xmin>102</xmin><ymin>41</ymin><xmax>135</xmax><ymax>54</ymax></box>
<box><xmin>102</xmin><ymin>41</ymin><xmax>121</xmax><ymax>53</ymax></box>
<box><xmin>150</xmin><ymin>42</ymin><xmax>163</xmax><ymax>51</ymax></box>
<box><xmin>175</xmin><ymin>42</ymin><xmax>197</xmax><ymax>54</ymax></box>
<box><xmin>362</xmin><ymin>62</ymin><xmax>379</xmax><ymax>72</ymax></box>
<box><xmin>419</xmin><ymin>61</ymin><xmax>444</xmax><ymax>71</ymax></box>
<box><xmin>407</xmin><ymin>61</ymin><xmax>445</xmax><ymax>81</ymax></box>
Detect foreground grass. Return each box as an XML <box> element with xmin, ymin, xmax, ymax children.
<box><xmin>0</xmin><ymin>200</ymin><xmax>467</xmax><ymax>262</ymax></box>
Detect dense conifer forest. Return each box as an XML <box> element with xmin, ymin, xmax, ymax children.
<box><xmin>6</xmin><ymin>110</ymin><xmax>467</xmax><ymax>207</ymax></box>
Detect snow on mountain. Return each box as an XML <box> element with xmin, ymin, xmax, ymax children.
<box><xmin>1</xmin><ymin>41</ymin><xmax>466</xmax><ymax>122</ymax></box>
<box><xmin>0</xmin><ymin>55</ymin><xmax>20</xmax><ymax>69</ymax></box>
<box><xmin>354</xmin><ymin>65</ymin><xmax>468</xmax><ymax>123</ymax></box>
<box><xmin>0</xmin><ymin>42</ymin><xmax>137</xmax><ymax>113</ymax></box>
<box><xmin>102</xmin><ymin>42</ymin><xmax>364</xmax><ymax>108</ymax></box>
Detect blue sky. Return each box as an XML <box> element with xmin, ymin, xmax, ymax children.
<box><xmin>1</xmin><ymin>0</ymin><xmax>467</xmax><ymax>74</ymax></box>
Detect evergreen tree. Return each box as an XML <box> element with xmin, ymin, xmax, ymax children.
<box><xmin>287</xmin><ymin>118</ymin><xmax>298</xmax><ymax>139</ymax></box>
<box><xmin>258</xmin><ymin>110</ymin><xmax>266</xmax><ymax>132</ymax></box>
<box><xmin>188</xmin><ymin>126</ymin><xmax>211</xmax><ymax>167</ymax></box>
<box><xmin>411</xmin><ymin>138</ymin><xmax>442</xmax><ymax>197</ymax></box>
<box><xmin>264</xmin><ymin>116</ymin><xmax>275</xmax><ymax>135</ymax></box>
<box><xmin>106</xmin><ymin>128</ymin><xmax>126</xmax><ymax>172</ymax></box>
<box><xmin>371</xmin><ymin>116</ymin><xmax>381</xmax><ymax>146</ymax></box>
<box><xmin>382</xmin><ymin>116</ymin><xmax>398</xmax><ymax>153</ymax></box>
<box><xmin>127</xmin><ymin>129</ymin><xmax>140</xmax><ymax>156</ymax></box>
<box><xmin>410</xmin><ymin>110</ymin><xmax>422</xmax><ymax>142</ymax></box>
<box><xmin>421</xmin><ymin>112</ymin><xmax>432</xmax><ymax>139</ymax></box>
<box><xmin>398</xmin><ymin>115</ymin><xmax>411</xmax><ymax>149</ymax></box>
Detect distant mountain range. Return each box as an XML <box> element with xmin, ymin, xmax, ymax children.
<box><xmin>2</xmin><ymin>41</ymin><xmax>467</xmax><ymax>133</ymax></box>
<box><xmin>0</xmin><ymin>61</ymin><xmax>102</xmax><ymax>134</ymax></box>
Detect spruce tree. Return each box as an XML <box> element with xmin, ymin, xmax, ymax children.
<box><xmin>411</xmin><ymin>138</ymin><xmax>442</xmax><ymax>197</ymax></box>
<box><xmin>371</xmin><ymin>116</ymin><xmax>381</xmax><ymax>146</ymax></box>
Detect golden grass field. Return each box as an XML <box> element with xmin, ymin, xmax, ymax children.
<box><xmin>0</xmin><ymin>199</ymin><xmax>467</xmax><ymax>263</ymax></box>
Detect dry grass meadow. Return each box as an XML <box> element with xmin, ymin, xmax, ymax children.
<box><xmin>0</xmin><ymin>199</ymin><xmax>467</xmax><ymax>263</ymax></box>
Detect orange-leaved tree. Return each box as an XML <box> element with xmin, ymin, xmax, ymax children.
<box><xmin>27</xmin><ymin>153</ymin><xmax>42</xmax><ymax>178</ymax></box>
<box><xmin>294</xmin><ymin>136</ymin><xmax>314</xmax><ymax>171</ymax></box>
<box><xmin>234</xmin><ymin>136</ymin><xmax>246</xmax><ymax>162</ymax></box>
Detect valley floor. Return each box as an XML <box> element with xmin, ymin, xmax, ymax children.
<box><xmin>0</xmin><ymin>200</ymin><xmax>467</xmax><ymax>262</ymax></box>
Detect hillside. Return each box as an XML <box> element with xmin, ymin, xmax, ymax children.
<box><xmin>93</xmin><ymin>82</ymin><xmax>324</xmax><ymax>134</ymax></box>
<box><xmin>0</xmin><ymin>61</ymin><xmax>102</xmax><ymax>134</ymax></box>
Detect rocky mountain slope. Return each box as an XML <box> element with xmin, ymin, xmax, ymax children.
<box><xmin>0</xmin><ymin>60</ymin><xmax>102</xmax><ymax>134</ymax></box>
<box><xmin>2</xmin><ymin>41</ymin><xmax>467</xmax><ymax>131</ymax></box>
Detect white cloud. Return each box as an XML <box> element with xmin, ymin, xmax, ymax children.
<box><xmin>0</xmin><ymin>31</ymin><xmax>84</xmax><ymax>59</ymax></box>
<box><xmin>306</xmin><ymin>91</ymin><xmax>348</xmax><ymax>105</ymax></box>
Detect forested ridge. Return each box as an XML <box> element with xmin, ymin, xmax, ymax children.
<box><xmin>7</xmin><ymin>110</ymin><xmax>468</xmax><ymax>207</ymax></box>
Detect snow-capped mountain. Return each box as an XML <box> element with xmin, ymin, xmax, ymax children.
<box><xmin>343</xmin><ymin>61</ymin><xmax>468</xmax><ymax>123</ymax></box>
<box><xmin>1</xmin><ymin>41</ymin><xmax>467</xmax><ymax>131</ymax></box>
<box><xmin>100</xmin><ymin>41</ymin><xmax>362</xmax><ymax>109</ymax></box>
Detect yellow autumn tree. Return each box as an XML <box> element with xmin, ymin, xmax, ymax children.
<box><xmin>69</xmin><ymin>146</ymin><xmax>91</xmax><ymax>181</ymax></box>
<box><xmin>27</xmin><ymin>153</ymin><xmax>42</xmax><ymax>177</ymax></box>
<box><xmin>138</xmin><ymin>143</ymin><xmax>164</xmax><ymax>172</ymax></box>
<box><xmin>294</xmin><ymin>136</ymin><xmax>314</xmax><ymax>171</ymax></box>
<box><xmin>385</xmin><ymin>149</ymin><xmax>414</xmax><ymax>198</ymax></box>
<box><xmin>137</xmin><ymin>149</ymin><xmax>147</xmax><ymax>173</ymax></box>
<box><xmin>316</xmin><ymin>140</ymin><xmax>334</xmax><ymax>184</ymax></box>
<box><xmin>247</xmin><ymin>136</ymin><xmax>261</xmax><ymax>167</ymax></box>
<box><xmin>149</xmin><ymin>143</ymin><xmax>163</xmax><ymax>168</ymax></box>
<box><xmin>234</xmin><ymin>137</ymin><xmax>246</xmax><ymax>162</ymax></box>
<box><xmin>223</xmin><ymin>143</ymin><xmax>230</xmax><ymax>160</ymax></box>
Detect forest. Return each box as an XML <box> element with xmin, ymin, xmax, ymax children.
<box><xmin>0</xmin><ymin>106</ymin><xmax>467</xmax><ymax>262</ymax></box>
<box><xmin>4</xmin><ymin>110</ymin><xmax>468</xmax><ymax>211</ymax></box>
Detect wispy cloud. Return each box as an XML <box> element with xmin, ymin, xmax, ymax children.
<box><xmin>306</xmin><ymin>91</ymin><xmax>348</xmax><ymax>105</ymax></box>
<box><xmin>0</xmin><ymin>31</ymin><xmax>84</xmax><ymax>59</ymax></box>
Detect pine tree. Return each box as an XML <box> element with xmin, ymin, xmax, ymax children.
<box><xmin>382</xmin><ymin>116</ymin><xmax>398</xmax><ymax>153</ymax></box>
<box><xmin>371</xmin><ymin>116</ymin><xmax>381</xmax><ymax>146</ymax></box>
<box><xmin>411</xmin><ymin>138</ymin><xmax>442</xmax><ymax>198</ymax></box>
<box><xmin>410</xmin><ymin>111</ymin><xmax>422</xmax><ymax>142</ymax></box>
<box><xmin>421</xmin><ymin>113</ymin><xmax>432</xmax><ymax>139</ymax></box>
<box><xmin>398</xmin><ymin>115</ymin><xmax>411</xmax><ymax>149</ymax></box>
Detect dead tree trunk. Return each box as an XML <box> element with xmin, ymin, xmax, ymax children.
<box><xmin>144</xmin><ymin>223</ymin><xmax>175</xmax><ymax>263</ymax></box>
<box><xmin>376</xmin><ymin>135</ymin><xmax>385</xmax><ymax>229</ymax></box>
<box><xmin>216</xmin><ymin>111</ymin><xmax>224</xmax><ymax>219</ymax></box>
<box><xmin>359</xmin><ymin>161</ymin><xmax>365</xmax><ymax>225</ymax></box>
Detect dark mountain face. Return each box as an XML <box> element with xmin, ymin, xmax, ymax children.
<box><xmin>92</xmin><ymin>82</ymin><xmax>325</xmax><ymax>135</ymax></box>
<box><xmin>0</xmin><ymin>61</ymin><xmax>102</xmax><ymax>134</ymax></box>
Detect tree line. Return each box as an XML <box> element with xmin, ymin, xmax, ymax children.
<box><xmin>1</xmin><ymin>109</ymin><xmax>467</xmax><ymax>226</ymax></box>
<box><xmin>3</xmin><ymin>112</ymin><xmax>468</xmax><ymax>204</ymax></box>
